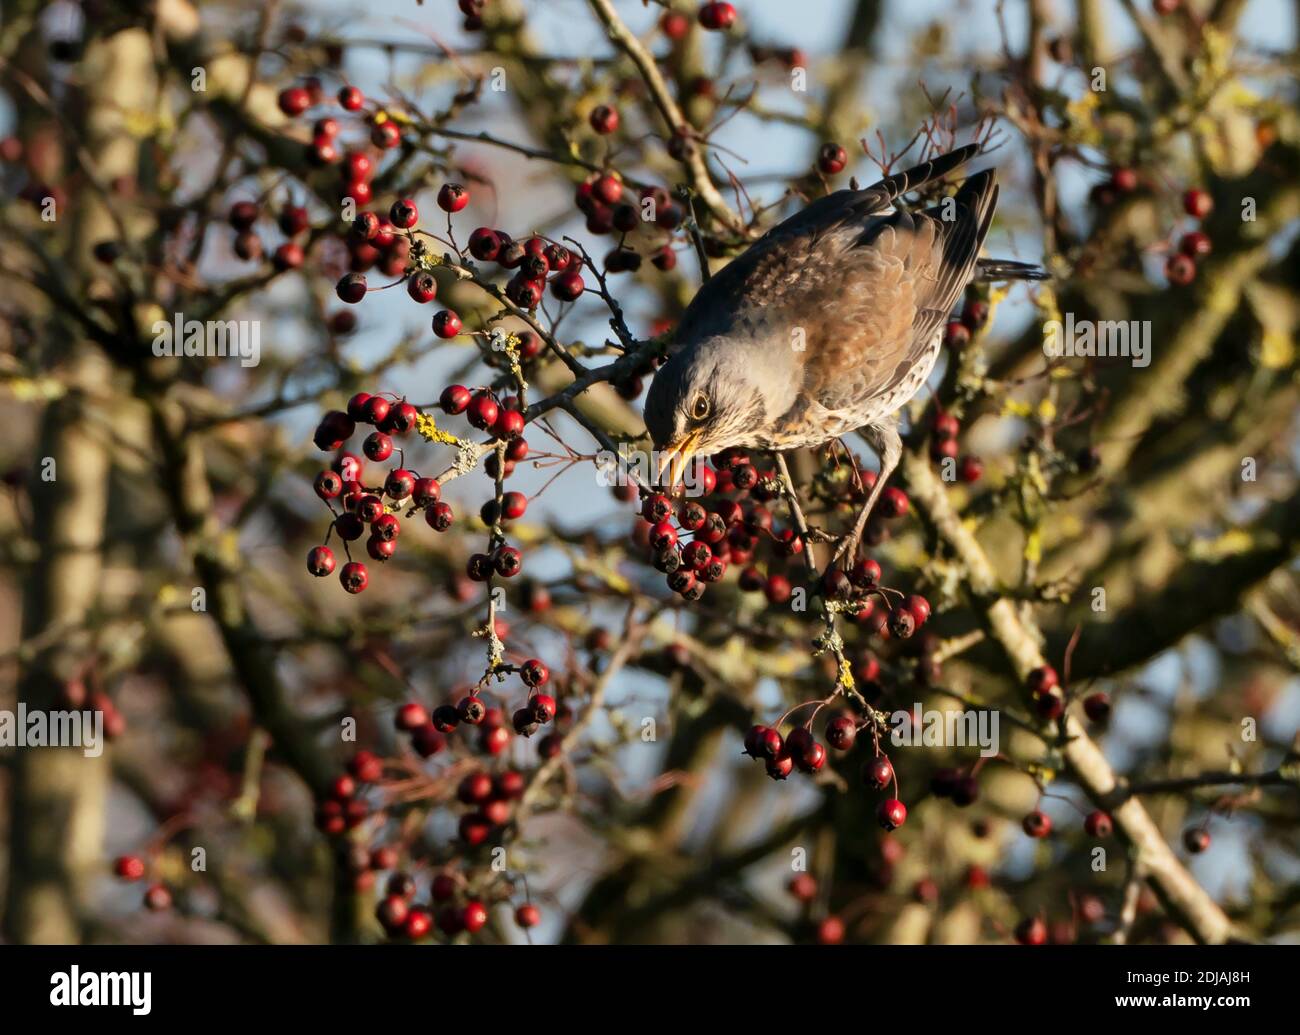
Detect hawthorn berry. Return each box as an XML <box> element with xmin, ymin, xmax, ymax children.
<box><xmin>1184</xmin><ymin>828</ymin><xmax>1210</xmax><ymax>854</ymax></box>
<box><xmin>389</xmin><ymin>198</ymin><xmax>418</xmax><ymax>230</ymax></box>
<box><xmin>336</xmin><ymin>272</ymin><xmax>367</xmax><ymax>304</ymax></box>
<box><xmin>698</xmin><ymin>2</ymin><xmax>737</xmax><ymax>30</ymax></box>
<box><xmin>1110</xmin><ymin>167</ymin><xmax>1139</xmax><ymax>193</ymax></box>
<box><xmin>515</xmin><ymin>903</ymin><xmax>541</xmax><ymax>928</ymax></box>
<box><xmin>406</xmin><ymin>271</ymin><xmax>437</xmax><ymax>304</ymax></box>
<box><xmin>818</xmin><ymin>143</ymin><xmax>847</xmax><ymax>175</ymax></box>
<box><xmin>493</xmin><ymin>408</ymin><xmax>525</xmax><ymax>440</ymax></box>
<box><xmin>551</xmin><ymin>269</ymin><xmax>585</xmax><ymax>301</ymax></box>
<box><xmin>338</xmin><ymin>84</ymin><xmax>364</xmax><ymax>110</ymax></box>
<box><xmin>481</xmin><ymin>724</ymin><xmax>511</xmax><ymax>754</ymax></box>
<box><xmin>384</xmin><ymin>469</ymin><xmax>415</xmax><ymax>500</ymax></box>
<box><xmin>370</xmin><ymin>120</ymin><xmax>401</xmax><ymax>149</ymax></box>
<box><xmin>879</xmin><ymin>486</ymin><xmax>909</xmax><ymax>518</ymax></box>
<box><xmin>1015</xmin><ymin>917</ymin><xmax>1047</xmax><ymax>945</ymax></box>
<box><xmin>764</xmin><ymin>574</ymin><xmax>792</xmax><ymax>605</ymax></box>
<box><xmin>858</xmin><ymin>758</ymin><xmax>896</xmax><ymax>796</ymax></box>
<box><xmin>432</xmin><ymin>309</ymin><xmax>462</xmax><ymax>338</ymax></box>
<box><xmin>530</xmin><ymin>693</ymin><xmax>557</xmax><ymax>724</ymax></box>
<box><xmin>114</xmin><ymin>855</ymin><xmax>146</xmax><ymax>881</ymax></box>
<box><xmin>339</xmin><ymin>562</ymin><xmax>368</xmax><ymax>593</ymax></box>
<box><xmin>1022</xmin><ymin>809</ymin><xmax>1052</xmax><ymax>838</ymax></box>
<box><xmin>1027</xmin><ymin>665</ymin><xmax>1058</xmax><ymax>694</ymax></box>
<box><xmin>1180</xmin><ymin>230</ymin><xmax>1212</xmax><ymax>257</ymax></box>
<box><xmin>462</xmin><ymin>900</ymin><xmax>489</xmax><ymax>934</ymax></box>
<box><xmin>468</xmin><ymin>227</ymin><xmax>503</xmax><ymax>261</ymax></box>
<box><xmin>520</xmin><ymin>659</ymin><xmax>550</xmax><ymax>688</ymax></box>
<box><xmin>426</xmin><ymin>501</ymin><xmax>454</xmax><ymax>531</ymax></box>
<box><xmin>587</xmin><ymin>103</ymin><xmax>621</xmax><ymax>136</ymax></box>
<box><xmin>493</xmin><ymin>546</ymin><xmax>522</xmax><ymax>578</ymax></box>
<box><xmin>766</xmin><ymin>751</ymin><xmax>795</xmax><ymax>781</ymax></box>
<box><xmin>307</xmin><ymin>546</ymin><xmax>336</xmax><ymax>577</ymax></box>
<box><xmin>877</xmin><ymin>798</ymin><xmax>907</xmax><ymax>831</ymax></box>
<box><xmin>787</xmin><ymin>873</ymin><xmax>817</xmax><ymax>903</ymax></box>
<box><xmin>1165</xmin><ymin>253</ymin><xmax>1196</xmax><ymax>286</ymax></box>
<box><xmin>466</xmin><ymin>392</ymin><xmax>499</xmax><ymax>430</ymax></box>
<box><xmin>278</xmin><ymin>86</ymin><xmax>311</xmax><ymax>117</ymax></box>
<box><xmin>144</xmin><ymin>884</ymin><xmax>173</xmax><ymax>911</ymax></box>
<box><xmin>440</xmin><ymin>384</ymin><xmax>471</xmax><ymax>414</ymax></box>
<box><xmin>817</xmin><ymin>916</ymin><xmax>846</xmax><ymax>945</ymax></box>
<box><xmin>1082</xmin><ymin>691</ymin><xmax>1111</xmax><ymax>723</ymax></box>
<box><xmin>1084</xmin><ymin>810</ymin><xmax>1113</xmax><ymax>838</ymax></box>
<box><xmin>1183</xmin><ymin>187</ymin><xmax>1212</xmax><ymax>219</ymax></box>
<box><xmin>437</xmin><ymin>183</ymin><xmax>470</xmax><ymax>213</ymax></box>
<box><xmin>887</xmin><ymin>607</ymin><xmax>916</xmax><ymax>639</ymax></box>
<box><xmin>411</xmin><ymin>724</ymin><xmax>445</xmax><ymax>757</ymax></box>
<box><xmin>661</xmin><ymin>10</ymin><xmax>691</xmax><ymax>38</ymax></box>
<box><xmin>958</xmin><ymin>455</ymin><xmax>984</xmax><ymax>483</ymax></box>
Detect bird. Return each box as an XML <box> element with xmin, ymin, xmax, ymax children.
<box><xmin>644</xmin><ymin>143</ymin><xmax>1045</xmax><ymax>561</ymax></box>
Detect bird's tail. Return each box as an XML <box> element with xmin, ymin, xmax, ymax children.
<box><xmin>975</xmin><ymin>258</ymin><xmax>1050</xmax><ymax>282</ymax></box>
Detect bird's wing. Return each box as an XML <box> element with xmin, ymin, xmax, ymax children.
<box><xmin>804</xmin><ymin>170</ymin><xmax>998</xmax><ymax>413</ymax></box>
<box><xmin>673</xmin><ymin>144</ymin><xmax>984</xmax><ymax>349</ymax></box>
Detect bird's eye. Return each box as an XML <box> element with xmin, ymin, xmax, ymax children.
<box><xmin>690</xmin><ymin>394</ymin><xmax>711</xmax><ymax>422</ymax></box>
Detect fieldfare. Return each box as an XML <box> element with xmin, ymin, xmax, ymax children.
<box><xmin>644</xmin><ymin>143</ymin><xmax>1045</xmax><ymax>560</ymax></box>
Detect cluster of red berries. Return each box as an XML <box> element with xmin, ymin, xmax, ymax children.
<box><xmin>467</xmin><ymin>224</ymin><xmax>587</xmax><ymax>305</ymax></box>
<box><xmin>628</xmin><ymin>447</ymin><xmax>919</xmax><ymax>624</ymax></box>
<box><xmin>1092</xmin><ymin>167</ymin><xmax>1214</xmax><ymax>286</ymax></box>
<box><xmin>571</xmin><ymin>173</ymin><xmax>682</xmax><ymax>274</ymax></box>
<box><xmin>111</xmin><ymin>855</ymin><xmax>172</xmax><ymax>912</ymax></box>
<box><xmin>929</xmin><ymin>409</ymin><xmax>983</xmax><ymax>483</ymax></box>
<box><xmin>308</xmin><ymin>392</ymin><xmax>448</xmax><ymax>594</ymax></box>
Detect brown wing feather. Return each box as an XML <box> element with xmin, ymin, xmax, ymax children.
<box><xmin>674</xmin><ymin>145</ymin><xmax>983</xmax><ymax>349</ymax></box>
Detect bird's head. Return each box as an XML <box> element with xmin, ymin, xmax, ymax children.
<box><xmin>644</xmin><ymin>336</ymin><xmax>784</xmax><ymax>488</ymax></box>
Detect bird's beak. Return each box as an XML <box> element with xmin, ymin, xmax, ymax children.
<box><xmin>656</xmin><ymin>429</ymin><xmax>702</xmax><ymax>489</ymax></box>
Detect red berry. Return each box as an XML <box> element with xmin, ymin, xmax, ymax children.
<box><xmin>437</xmin><ymin>183</ymin><xmax>470</xmax><ymax>213</ymax></box>
<box><xmin>1110</xmin><ymin>167</ymin><xmax>1139</xmax><ymax>193</ymax></box>
<box><xmin>278</xmin><ymin>86</ymin><xmax>310</xmax><ymax>117</ymax></box>
<box><xmin>432</xmin><ymin>309</ymin><xmax>462</xmax><ymax>338</ymax></box>
<box><xmin>462</xmin><ymin>900</ymin><xmax>489</xmax><ymax>934</ymax></box>
<box><xmin>336</xmin><ymin>272</ymin><xmax>367</xmax><ymax>303</ymax></box>
<box><xmin>406</xmin><ymin>270</ymin><xmax>437</xmax><ymax>304</ymax></box>
<box><xmin>1179</xmin><ymin>230</ymin><xmax>1211</xmax><ymax>257</ymax></box>
<box><xmin>551</xmin><ymin>269</ymin><xmax>585</xmax><ymax>301</ymax></box>
<box><xmin>698</xmin><ymin>2</ymin><xmax>737</xmax><ymax>30</ymax></box>
<box><xmin>370</xmin><ymin>121</ymin><xmax>401</xmax><ymax>149</ymax></box>
<box><xmin>468</xmin><ymin>227</ymin><xmax>503</xmax><ymax>261</ymax></box>
<box><xmin>339</xmin><ymin>561</ymin><xmax>368</xmax><ymax>593</ymax></box>
<box><xmin>944</xmin><ymin>320</ymin><xmax>971</xmax><ymax>349</ymax></box>
<box><xmin>466</xmin><ymin>392</ymin><xmax>499</xmax><ymax>430</ymax></box>
<box><xmin>501</xmin><ymin>491</ymin><xmax>527</xmax><ymax>519</ymax></box>
<box><xmin>958</xmin><ymin>455</ymin><xmax>984</xmax><ymax>483</ymax></box>
<box><xmin>426</xmin><ymin>502</ymin><xmax>454</xmax><ymax>531</ymax></box>
<box><xmin>1084</xmin><ymin>810</ymin><xmax>1113</xmax><ymax>838</ymax></box>
<box><xmin>818</xmin><ymin>142</ymin><xmax>847</xmax><ymax>175</ymax></box>
<box><xmin>338</xmin><ymin>85</ymin><xmax>364</xmax><ymax>110</ymax></box>
<box><xmin>440</xmin><ymin>384</ymin><xmax>471</xmax><ymax>414</ymax></box>
<box><xmin>825</xmin><ymin>715</ymin><xmax>857</xmax><ymax>751</ymax></box>
<box><xmin>1015</xmin><ymin>917</ymin><xmax>1047</xmax><ymax>945</ymax></box>
<box><xmin>521</xmin><ymin>658</ymin><xmax>549</xmax><ymax>688</ymax></box>
<box><xmin>144</xmin><ymin>884</ymin><xmax>172</xmax><ymax>911</ymax></box>
<box><xmin>114</xmin><ymin>855</ymin><xmax>146</xmax><ymax>881</ymax></box>
<box><xmin>390</xmin><ymin>198</ymin><xmax>418</xmax><ymax>229</ymax></box>
<box><xmin>1083</xmin><ymin>691</ymin><xmax>1111</xmax><ymax>723</ymax></box>
<box><xmin>810</xmin><ymin>915</ymin><xmax>843</xmax><ymax>944</ymax></box>
<box><xmin>592</xmin><ymin>174</ymin><xmax>622</xmax><ymax>206</ymax></box>
<box><xmin>515</xmin><ymin>903</ymin><xmax>541</xmax><ymax>928</ymax></box>
<box><xmin>1022</xmin><ymin>809</ymin><xmax>1052</xmax><ymax>838</ymax></box>
<box><xmin>395</xmin><ymin>701</ymin><xmax>429</xmax><ymax>731</ymax></box>
<box><xmin>1184</xmin><ymin>828</ymin><xmax>1210</xmax><ymax>853</ymax></box>
<box><xmin>307</xmin><ymin>546</ymin><xmax>336</xmax><ymax>577</ymax></box>
<box><xmin>492</xmin><ymin>408</ymin><xmax>525</xmax><ymax>440</ymax></box>
<box><xmin>877</xmin><ymin>798</ymin><xmax>907</xmax><ymax>831</ymax></box>
<box><xmin>1165</xmin><ymin>252</ymin><xmax>1196</xmax><ymax>286</ymax></box>
<box><xmin>1027</xmin><ymin>665</ymin><xmax>1058</xmax><ymax>694</ymax></box>
<box><xmin>589</xmin><ymin>104</ymin><xmax>619</xmax><ymax>135</ymax></box>
<box><xmin>879</xmin><ymin>486</ymin><xmax>909</xmax><ymax>518</ymax></box>
<box><xmin>363</xmin><ymin>431</ymin><xmax>393</xmax><ymax>462</ymax></box>
<box><xmin>1183</xmin><ymin>187</ymin><xmax>1212</xmax><ymax>219</ymax></box>
<box><xmin>661</xmin><ymin>11</ymin><xmax>691</xmax><ymax>39</ymax></box>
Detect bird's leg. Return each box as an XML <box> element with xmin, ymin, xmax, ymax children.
<box><xmin>831</xmin><ymin>420</ymin><xmax>901</xmax><ymax>567</ymax></box>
